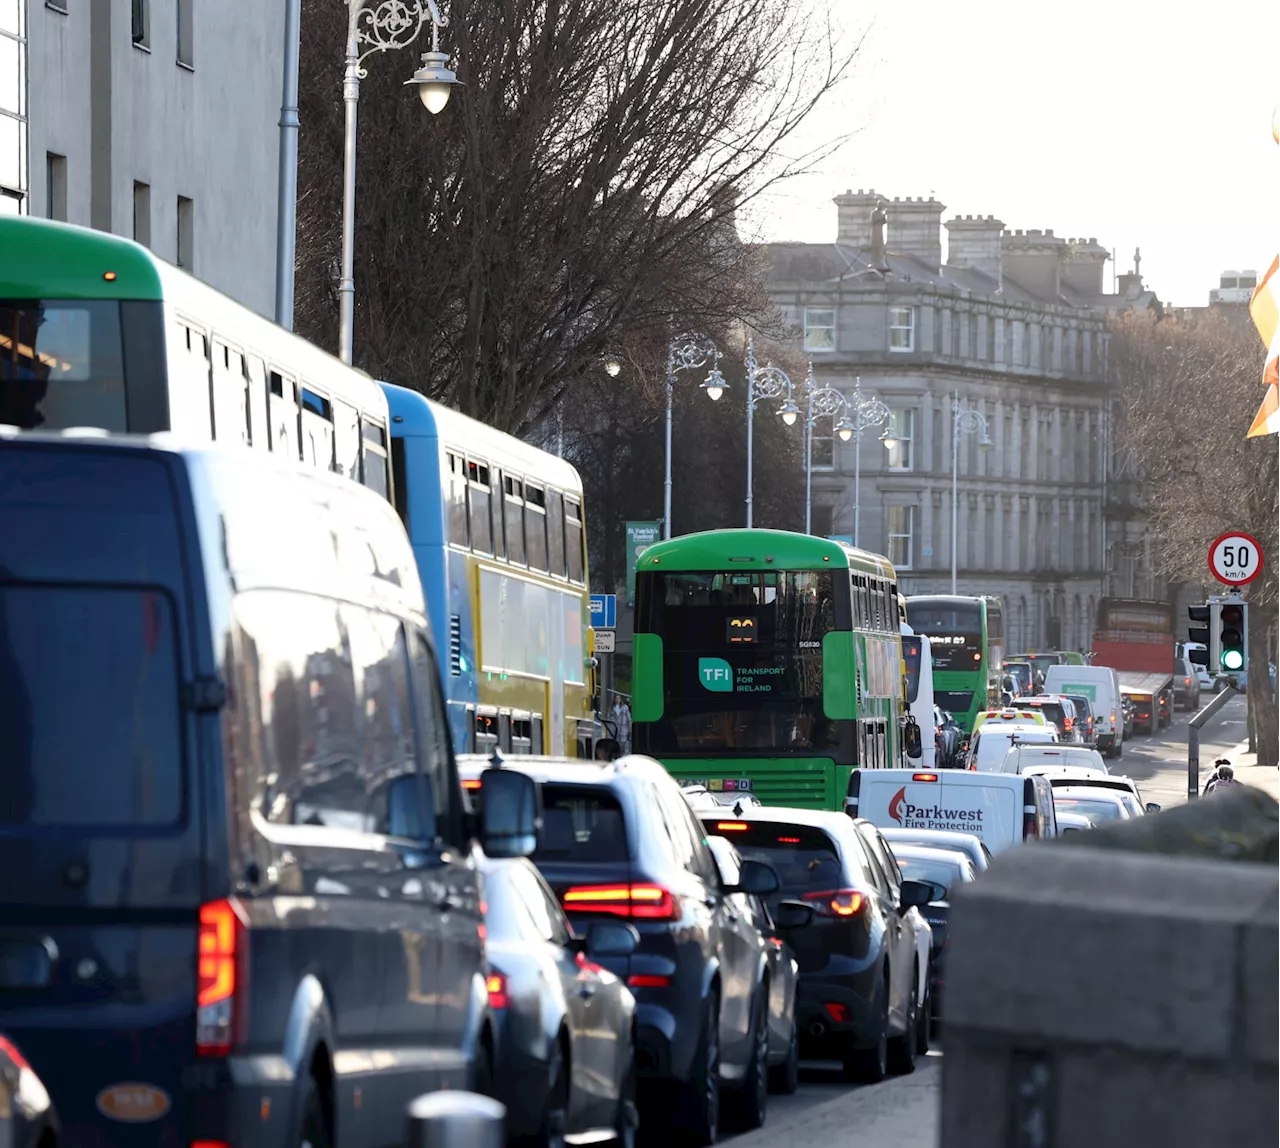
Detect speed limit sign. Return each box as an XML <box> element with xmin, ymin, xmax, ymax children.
<box><xmin>1208</xmin><ymin>531</ymin><xmax>1264</xmax><ymax>586</ymax></box>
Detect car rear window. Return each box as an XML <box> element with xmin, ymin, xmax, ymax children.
<box><xmin>705</xmin><ymin>822</ymin><xmax>844</xmax><ymax>892</ymax></box>
<box><xmin>533</xmin><ymin>785</ymin><xmax>629</xmax><ymax>863</ymax></box>
<box><xmin>894</xmin><ymin>853</ymin><xmax>967</xmax><ymax>898</ymax></box>
<box><xmin>0</xmin><ymin>584</ymin><xmax>183</xmax><ymax>827</ymax></box>
<box><xmin>1054</xmin><ymin>796</ymin><xmax>1124</xmax><ymax>823</ymax></box>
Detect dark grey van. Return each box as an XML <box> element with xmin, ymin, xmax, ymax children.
<box><xmin>0</xmin><ymin>433</ymin><xmax>537</xmax><ymax>1148</ymax></box>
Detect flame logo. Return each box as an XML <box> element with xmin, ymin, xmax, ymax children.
<box><xmin>888</xmin><ymin>786</ymin><xmax>907</xmax><ymax>825</ymax></box>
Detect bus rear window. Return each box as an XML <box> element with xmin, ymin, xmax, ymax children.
<box><xmin>0</xmin><ymin>584</ymin><xmax>183</xmax><ymax>827</ymax></box>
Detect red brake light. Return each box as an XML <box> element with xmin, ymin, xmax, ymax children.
<box><xmin>486</xmin><ymin>973</ymin><xmax>508</xmax><ymax>1010</ymax></box>
<box><xmin>197</xmin><ymin>898</ymin><xmax>246</xmax><ymax>1057</ymax></box>
<box><xmin>1063</xmin><ymin>717</ymin><xmax>1073</xmax><ymax>730</ymax></box>
<box><xmin>627</xmin><ymin>974</ymin><xmax>672</xmax><ymax>988</ymax></box>
<box><xmin>715</xmin><ymin>821</ymin><xmax>749</xmax><ymax>832</ymax></box>
<box><xmin>462</xmin><ymin>779</ymin><xmax>482</xmax><ymax>791</ymax></box>
<box><xmin>562</xmin><ymin>883</ymin><xmax>680</xmax><ymax>921</ymax></box>
<box><xmin>912</xmin><ymin>772</ymin><xmax>939</xmax><ymax>782</ymax></box>
<box><xmin>802</xmin><ymin>889</ymin><xmax>865</xmax><ymax>918</ymax></box>
<box><xmin>0</xmin><ymin>1035</ymin><xmax>30</xmax><ymax>1071</ymax></box>
<box><xmin>777</xmin><ymin>836</ymin><xmax>801</xmax><ymax>844</ymax></box>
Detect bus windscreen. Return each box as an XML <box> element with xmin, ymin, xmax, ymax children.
<box><xmin>636</xmin><ymin>569</ymin><xmax>838</xmax><ymax>753</ymax></box>
<box><xmin>905</xmin><ymin>601</ymin><xmax>984</xmax><ymax>671</ymax></box>
<box><xmin>902</xmin><ymin>635</ymin><xmax>923</xmax><ymax>704</ymax></box>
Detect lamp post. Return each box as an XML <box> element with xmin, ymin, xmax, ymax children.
<box><xmin>743</xmin><ymin>338</ymin><xmax>793</xmax><ymax>529</ymax></box>
<box><xmin>337</xmin><ymin>0</ymin><xmax>460</xmax><ymax>364</ymax></box>
<box><xmin>663</xmin><ymin>332</ymin><xmax>726</xmax><ymax>539</ymax></box>
<box><xmin>846</xmin><ymin>377</ymin><xmax>894</xmax><ymax>549</ymax></box>
<box><xmin>775</xmin><ymin>372</ymin><xmax>893</xmax><ymax>540</ymax></box>
<box><xmin>950</xmin><ymin>390</ymin><xmax>994</xmax><ymax>593</ymax></box>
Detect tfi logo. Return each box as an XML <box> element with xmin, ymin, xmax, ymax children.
<box><xmin>698</xmin><ymin>657</ymin><xmax>734</xmax><ymax>693</ymax></box>
<box><xmin>888</xmin><ymin>787</ymin><xmax>907</xmax><ymax>825</ymax></box>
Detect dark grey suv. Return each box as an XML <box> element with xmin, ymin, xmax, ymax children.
<box><xmin>460</xmin><ymin>754</ymin><xmax>781</xmax><ymax>1145</ymax></box>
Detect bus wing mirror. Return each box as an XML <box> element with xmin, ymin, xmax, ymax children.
<box><xmin>904</xmin><ymin>717</ymin><xmax>923</xmax><ymax>760</ymax></box>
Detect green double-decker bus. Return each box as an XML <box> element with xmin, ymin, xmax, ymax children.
<box><xmin>631</xmin><ymin>529</ymin><xmax>907</xmax><ymax>809</ymax></box>
<box><xmin>903</xmin><ymin>595</ymin><xmax>1004</xmax><ymax>734</ymax></box>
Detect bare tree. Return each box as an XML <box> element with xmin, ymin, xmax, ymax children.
<box><xmin>1110</xmin><ymin>308</ymin><xmax>1278</xmax><ymax>765</ymax></box>
<box><xmin>295</xmin><ymin>0</ymin><xmax>856</xmax><ymax>432</ymax></box>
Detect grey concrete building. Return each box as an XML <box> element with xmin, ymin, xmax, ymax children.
<box><xmin>3</xmin><ymin>0</ymin><xmax>284</xmax><ymax>316</ymax></box>
<box><xmin>767</xmin><ymin>190</ymin><xmax>1161</xmax><ymax>652</ymax></box>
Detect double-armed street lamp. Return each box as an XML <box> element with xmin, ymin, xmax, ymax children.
<box><xmin>950</xmin><ymin>391</ymin><xmax>994</xmax><ymax>593</ymax></box>
<box><xmin>743</xmin><ymin>338</ymin><xmax>796</xmax><ymax>529</ymax></box>
<box><xmin>660</xmin><ymin>334</ymin><xmax>726</xmax><ymax>539</ymax></box>
<box><xmin>335</xmin><ymin>0</ymin><xmax>461</xmax><ymax>364</ymax></box>
<box><xmin>775</xmin><ymin>371</ymin><xmax>895</xmax><ymax>538</ymax></box>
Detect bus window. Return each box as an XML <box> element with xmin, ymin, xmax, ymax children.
<box><xmin>170</xmin><ymin>321</ymin><xmax>212</xmax><ymax>440</ymax></box>
<box><xmin>546</xmin><ymin>489</ymin><xmax>565</xmax><ymax>577</ymax></box>
<box><xmin>333</xmin><ymin>398</ymin><xmax>360</xmax><ymax>480</ymax></box>
<box><xmin>390</xmin><ymin>435</ymin><xmax>408</xmax><ymax>528</ymax></box>
<box><xmin>468</xmin><ymin>458</ymin><xmax>492</xmax><ymax>554</ymax></box>
<box><xmin>475</xmin><ymin>710</ymin><xmax>499</xmax><ymax>754</ymax></box>
<box><xmin>362</xmin><ymin>420</ymin><xmax>389</xmax><ymax>499</ymax></box>
<box><xmin>490</xmin><ymin>467</ymin><xmax>505</xmax><ymax>558</ymax></box>
<box><xmin>211</xmin><ymin>341</ymin><xmax>248</xmax><ymax>445</ymax></box>
<box><xmin>525</xmin><ymin>485</ymin><xmax>548</xmax><ymax>571</ymax></box>
<box><xmin>300</xmin><ymin>386</ymin><xmax>335</xmax><ymax>472</ymax></box>
<box><xmin>504</xmin><ymin>476</ymin><xmax>525</xmax><ymax>564</ymax></box>
<box><xmin>447</xmin><ymin>453</ymin><xmax>468</xmax><ymax>547</ymax></box>
<box><xmin>531</xmin><ymin>714</ymin><xmax>544</xmax><ymax>754</ymax></box>
<box><xmin>246</xmin><ymin>355</ymin><xmax>270</xmax><ymax>450</ymax></box>
<box><xmin>565</xmin><ymin>499</ymin><xmax>584</xmax><ymax>584</ymax></box>
<box><xmin>269</xmin><ymin>369</ymin><xmax>300</xmax><ymax>461</ymax></box>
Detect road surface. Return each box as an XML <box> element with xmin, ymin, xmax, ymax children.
<box><xmin>715</xmin><ymin>694</ymin><xmax>1272</xmax><ymax>1147</ymax></box>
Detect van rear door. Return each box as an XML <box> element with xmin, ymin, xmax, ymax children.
<box><xmin>0</xmin><ymin>444</ymin><xmax>203</xmax><ymax>1145</ymax></box>
<box><xmin>853</xmin><ymin>771</ymin><xmax>1020</xmax><ymax>853</ymax></box>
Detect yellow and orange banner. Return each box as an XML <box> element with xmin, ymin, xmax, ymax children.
<box><xmin>1246</xmin><ymin>254</ymin><xmax>1278</xmax><ymax>437</ymax></box>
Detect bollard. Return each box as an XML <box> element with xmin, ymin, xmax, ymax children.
<box><xmin>405</xmin><ymin>1091</ymin><xmax>505</xmax><ymax>1148</ymax></box>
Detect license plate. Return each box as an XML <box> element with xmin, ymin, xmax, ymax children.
<box><xmin>684</xmin><ymin>777</ymin><xmax>752</xmax><ymax>792</ymax></box>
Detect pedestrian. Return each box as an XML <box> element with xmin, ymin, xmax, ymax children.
<box><xmin>1204</xmin><ymin>758</ymin><xmax>1241</xmax><ymax>796</ymax></box>
<box><xmin>594</xmin><ymin>737</ymin><xmax>621</xmax><ymax>762</ymax></box>
<box><xmin>610</xmin><ymin>693</ymin><xmax>633</xmax><ymax>756</ymax></box>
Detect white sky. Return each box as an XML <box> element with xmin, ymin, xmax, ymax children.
<box><xmin>743</xmin><ymin>0</ymin><xmax>1279</xmax><ymax>307</ymax></box>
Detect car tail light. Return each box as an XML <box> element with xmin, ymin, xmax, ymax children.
<box><xmin>777</xmin><ymin>836</ymin><xmax>801</xmax><ymax>844</ymax></box>
<box><xmin>715</xmin><ymin>822</ymin><xmax>749</xmax><ymax>832</ymax></box>
<box><xmin>912</xmin><ymin>773</ymin><xmax>938</xmax><ymax>782</ymax></box>
<box><xmin>197</xmin><ymin>898</ymin><xmax>247</xmax><ymax>1057</ymax></box>
<box><xmin>462</xmin><ymin>779</ymin><xmax>482</xmax><ymax>791</ymax></box>
<box><xmin>627</xmin><ymin>974</ymin><xmax>672</xmax><ymax>988</ymax></box>
<box><xmin>562</xmin><ymin>883</ymin><xmax>680</xmax><ymax>921</ymax></box>
<box><xmin>486</xmin><ymin>973</ymin><xmax>508</xmax><ymax>1010</ymax></box>
<box><xmin>1063</xmin><ymin>717</ymin><xmax>1073</xmax><ymax>731</ymax></box>
<box><xmin>802</xmin><ymin>889</ymin><xmax>865</xmax><ymax>918</ymax></box>
<box><xmin>0</xmin><ymin>1035</ymin><xmax>30</xmax><ymax>1071</ymax></box>
<box><xmin>1184</xmin><ymin>677</ymin><xmax>1191</xmax><ymax>687</ymax></box>
<box><xmin>824</xmin><ymin>1002</ymin><xmax>850</xmax><ymax>1023</ymax></box>
<box><xmin>1023</xmin><ymin>805</ymin><xmax>1039</xmax><ymax>840</ymax></box>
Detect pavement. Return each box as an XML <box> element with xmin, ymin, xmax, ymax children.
<box><xmin>715</xmin><ymin>693</ymin><xmax>1275</xmax><ymax>1147</ymax></box>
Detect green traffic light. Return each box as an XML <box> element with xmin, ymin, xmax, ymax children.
<box><xmin>1222</xmin><ymin>649</ymin><xmax>1245</xmax><ymax>672</ymax></box>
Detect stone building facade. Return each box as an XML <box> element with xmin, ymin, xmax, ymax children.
<box><xmin>767</xmin><ymin>190</ymin><xmax>1160</xmax><ymax>652</ymax></box>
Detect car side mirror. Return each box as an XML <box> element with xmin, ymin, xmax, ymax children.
<box><xmin>898</xmin><ymin>878</ymin><xmax>935</xmax><ymax>912</ymax></box>
<box><xmin>732</xmin><ymin>858</ymin><xmax>780</xmax><ymax>897</ymax></box>
<box><xmin>772</xmin><ymin>899</ymin><xmax>815</xmax><ymax>931</ymax></box>
<box><xmin>479</xmin><ymin>767</ymin><xmax>540</xmax><ymax>859</ymax></box>
<box><xmin>1145</xmin><ymin>802</ymin><xmax>1161</xmax><ymax>815</ymax></box>
<box><xmin>584</xmin><ymin>921</ymin><xmax>639</xmax><ymax>958</ymax></box>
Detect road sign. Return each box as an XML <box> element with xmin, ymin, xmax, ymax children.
<box><xmin>589</xmin><ymin>594</ymin><xmax>616</xmax><ymax>630</ymax></box>
<box><xmin>1208</xmin><ymin>531</ymin><xmax>1263</xmax><ymax>586</ymax></box>
<box><xmin>625</xmin><ymin>522</ymin><xmax>662</xmax><ymax>605</ymax></box>
<box><xmin>595</xmin><ymin>630</ymin><xmax>616</xmax><ymax>654</ymax></box>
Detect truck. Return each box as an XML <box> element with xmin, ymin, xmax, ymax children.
<box><xmin>1090</xmin><ymin>598</ymin><xmax>1175</xmax><ymax>736</ymax></box>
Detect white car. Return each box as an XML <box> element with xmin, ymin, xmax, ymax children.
<box><xmin>965</xmin><ymin>724</ymin><xmax>1057</xmax><ymax>771</ymax></box>
<box><xmin>1055</xmin><ymin>810</ymin><xmax>1096</xmax><ymax>833</ymax></box>
<box><xmin>1035</xmin><ymin>768</ymin><xmax>1162</xmax><ymax>815</ymax></box>
<box><xmin>1003</xmin><ymin>745</ymin><xmax>1109</xmax><ymax>775</ymax></box>
<box><xmin>1182</xmin><ymin>644</ymin><xmax>1217</xmax><ymax>692</ymax></box>
<box><xmin>1053</xmin><ymin>786</ymin><xmax>1135</xmax><ymax>826</ymax></box>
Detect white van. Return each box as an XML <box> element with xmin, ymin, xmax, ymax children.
<box><xmin>1042</xmin><ymin>665</ymin><xmax>1124</xmax><ymax>759</ymax></box>
<box><xmin>965</xmin><ymin>724</ymin><xmax>1056</xmax><ymax>771</ymax></box>
<box><xmin>846</xmin><ymin>768</ymin><xmax>1057</xmax><ymax>854</ymax></box>
<box><xmin>901</xmin><ymin>626</ymin><xmax>936</xmax><ymax>769</ymax></box>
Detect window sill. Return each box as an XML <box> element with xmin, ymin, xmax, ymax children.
<box><xmin>803</xmin><ymin>346</ymin><xmax>836</xmax><ymax>354</ymax></box>
<box><xmin>177</xmin><ymin>58</ymin><xmax>195</xmax><ymax>72</ymax></box>
<box><xmin>888</xmin><ymin>346</ymin><xmax>914</xmax><ymax>354</ymax></box>
<box><xmin>45</xmin><ymin>1</ymin><xmax>69</xmax><ymax>13</ymax></box>
<box><xmin>132</xmin><ymin>41</ymin><xmax>152</xmax><ymax>53</ymax></box>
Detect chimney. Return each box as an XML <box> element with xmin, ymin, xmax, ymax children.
<box><xmin>833</xmin><ymin>188</ymin><xmax>883</xmax><ymax>249</ymax></box>
<box><xmin>1002</xmin><ymin>229</ymin><xmax>1067</xmax><ymax>299</ymax></box>
<box><xmin>944</xmin><ymin>215</ymin><xmax>1005</xmax><ymax>280</ymax></box>
<box><xmin>886</xmin><ymin>196</ymin><xmax>945</xmax><ymax>273</ymax></box>
<box><xmin>869</xmin><ymin>199</ymin><xmax>887</xmax><ymax>270</ymax></box>
<box><xmin>1060</xmin><ymin>237</ymin><xmax>1109</xmax><ymax>296</ymax></box>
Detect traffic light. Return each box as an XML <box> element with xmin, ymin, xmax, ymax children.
<box><xmin>1219</xmin><ymin>601</ymin><xmax>1248</xmax><ymax>673</ymax></box>
<box><xmin>1187</xmin><ymin>604</ymin><xmax>1211</xmax><ymax>665</ymax></box>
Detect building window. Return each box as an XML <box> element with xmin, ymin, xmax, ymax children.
<box><xmin>887</xmin><ymin>505</ymin><xmax>914</xmax><ymax>570</ymax></box>
<box><xmin>889</xmin><ymin>306</ymin><xmax>914</xmax><ymax>352</ymax></box>
<box><xmin>132</xmin><ymin>181</ymin><xmax>151</xmax><ymax>246</ymax></box>
<box><xmin>177</xmin><ymin>0</ymin><xmax>193</xmax><ymax>66</ymax></box>
<box><xmin>803</xmin><ymin>307</ymin><xmax>836</xmax><ymax>352</ymax></box>
<box><xmin>177</xmin><ymin>194</ymin><xmax>194</xmax><ymax>268</ymax></box>
<box><xmin>885</xmin><ymin>408</ymin><xmax>914</xmax><ymax>471</ymax></box>
<box><xmin>46</xmin><ymin>153</ymin><xmax>66</xmax><ymax>220</ymax></box>
<box><xmin>811</xmin><ymin>505</ymin><xmax>835</xmax><ymax>538</ymax></box>
<box><xmin>1</xmin><ymin>0</ymin><xmax>28</xmax><ymax>215</ymax></box>
<box><xmin>811</xmin><ymin>425</ymin><xmax>833</xmax><ymax>470</ymax></box>
<box><xmin>131</xmin><ymin>0</ymin><xmax>149</xmax><ymax>47</ymax></box>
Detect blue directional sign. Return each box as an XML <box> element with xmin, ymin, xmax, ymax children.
<box><xmin>590</xmin><ymin>594</ymin><xmax>617</xmax><ymax>630</ymax></box>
